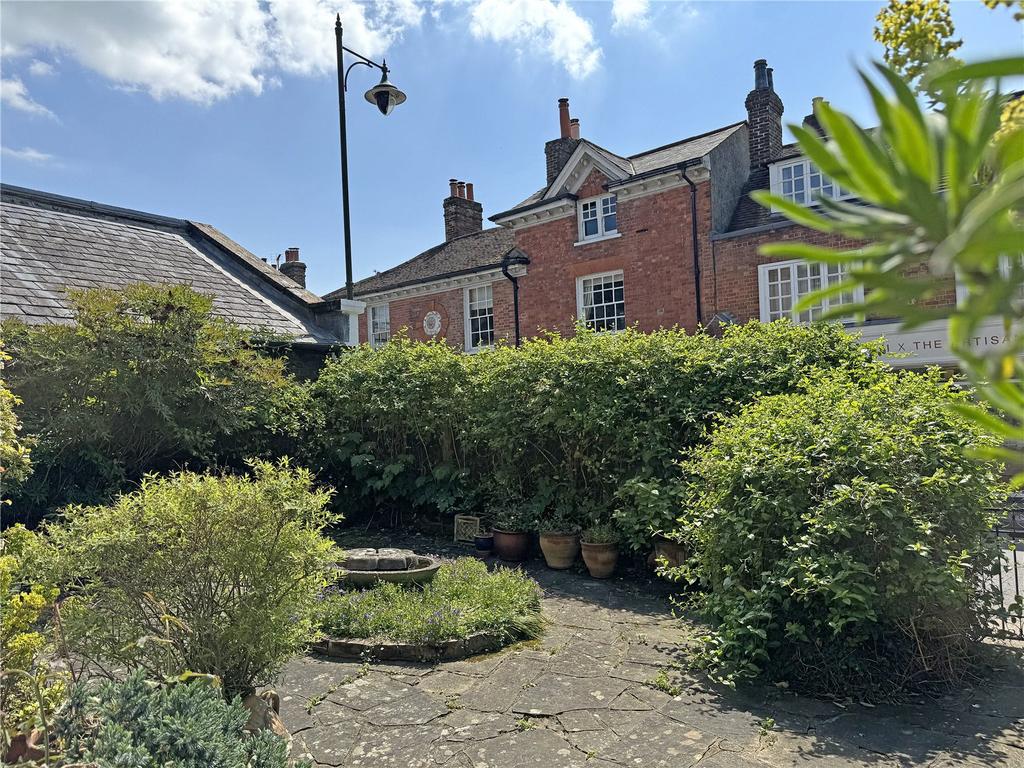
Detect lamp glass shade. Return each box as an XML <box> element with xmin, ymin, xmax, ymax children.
<box><xmin>364</xmin><ymin>78</ymin><xmax>406</xmax><ymax>116</ymax></box>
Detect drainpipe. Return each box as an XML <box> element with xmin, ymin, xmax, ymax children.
<box><xmin>500</xmin><ymin>249</ymin><xmax>531</xmax><ymax>346</ymax></box>
<box><xmin>681</xmin><ymin>165</ymin><xmax>703</xmax><ymax>327</ymax></box>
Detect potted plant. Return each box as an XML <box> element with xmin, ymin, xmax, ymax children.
<box><xmin>581</xmin><ymin>522</ymin><xmax>620</xmax><ymax>579</ymax></box>
<box><xmin>492</xmin><ymin>506</ymin><xmax>532</xmax><ymax>562</ymax></box>
<box><xmin>537</xmin><ymin>508</ymin><xmax>581</xmax><ymax>570</ymax></box>
<box><xmin>473</xmin><ymin>529</ymin><xmax>494</xmax><ymax>555</ymax></box>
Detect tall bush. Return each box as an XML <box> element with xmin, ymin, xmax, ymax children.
<box><xmin>672</xmin><ymin>366</ymin><xmax>1005</xmax><ymax>698</ymax></box>
<box><xmin>1</xmin><ymin>284</ymin><xmax>308</xmax><ymax>523</ymax></box>
<box><xmin>306</xmin><ymin>337</ymin><xmax>469</xmax><ymax>522</ymax></box>
<box><xmin>33</xmin><ymin>460</ymin><xmax>340</xmax><ymax>698</ymax></box>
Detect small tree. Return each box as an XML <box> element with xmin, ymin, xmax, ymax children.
<box><xmin>33</xmin><ymin>460</ymin><xmax>340</xmax><ymax>699</ymax></box>
<box><xmin>2</xmin><ymin>284</ymin><xmax>307</xmax><ymax>522</ymax></box>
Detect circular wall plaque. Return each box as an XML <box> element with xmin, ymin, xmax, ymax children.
<box><xmin>423</xmin><ymin>310</ymin><xmax>442</xmax><ymax>337</ymax></box>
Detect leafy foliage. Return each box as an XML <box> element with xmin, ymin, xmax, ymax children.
<box><xmin>0</xmin><ymin>526</ymin><xmax>63</xmax><ymax>742</ymax></box>
<box><xmin>0</xmin><ymin>343</ymin><xmax>33</xmax><ymax>501</ymax></box>
<box><xmin>47</xmin><ymin>670</ymin><xmax>304</xmax><ymax>768</ymax></box>
<box><xmin>1</xmin><ymin>284</ymin><xmax>308</xmax><ymax>523</ymax></box>
<box><xmin>753</xmin><ymin>60</ymin><xmax>1024</xmax><ymax>482</ymax></box>
<box><xmin>322</xmin><ymin>558</ymin><xmax>543</xmax><ymax>645</ymax></box>
<box><xmin>874</xmin><ymin>0</ymin><xmax>962</xmax><ymax>98</ymax></box>
<box><xmin>671</xmin><ymin>367</ymin><xmax>1005</xmax><ymax>698</ymax></box>
<box><xmin>304</xmin><ymin>322</ymin><xmax>877</xmax><ymax>547</ymax></box>
<box><xmin>33</xmin><ymin>460</ymin><xmax>340</xmax><ymax>698</ymax></box>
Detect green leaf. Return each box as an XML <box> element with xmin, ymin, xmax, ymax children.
<box><xmin>928</xmin><ymin>56</ymin><xmax>1024</xmax><ymax>88</ymax></box>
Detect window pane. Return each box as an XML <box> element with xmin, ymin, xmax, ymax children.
<box><xmin>467</xmin><ymin>285</ymin><xmax>494</xmax><ymax>349</ymax></box>
<box><xmin>580</xmin><ymin>272</ymin><xmax>625</xmax><ymax>332</ymax></box>
<box><xmin>584</xmin><ymin>218</ymin><xmax>599</xmax><ymax>236</ymax></box>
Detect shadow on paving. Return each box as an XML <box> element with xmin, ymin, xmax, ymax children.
<box><xmin>278</xmin><ymin>529</ymin><xmax>1024</xmax><ymax>767</ymax></box>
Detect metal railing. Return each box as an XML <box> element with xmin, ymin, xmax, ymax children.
<box><xmin>986</xmin><ymin>493</ymin><xmax>1023</xmax><ymax>640</ymax></box>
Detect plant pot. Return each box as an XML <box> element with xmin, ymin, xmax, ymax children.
<box><xmin>492</xmin><ymin>529</ymin><xmax>530</xmax><ymax>562</ymax></box>
<box><xmin>473</xmin><ymin>533</ymin><xmax>494</xmax><ymax>553</ymax></box>
<box><xmin>650</xmin><ymin>537</ymin><xmax>687</xmax><ymax>571</ymax></box>
<box><xmin>581</xmin><ymin>542</ymin><xmax>618</xmax><ymax>579</ymax></box>
<box><xmin>539</xmin><ymin>532</ymin><xmax>580</xmax><ymax>570</ymax></box>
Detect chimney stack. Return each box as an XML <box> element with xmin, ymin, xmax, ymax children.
<box><xmin>802</xmin><ymin>96</ymin><xmax>826</xmax><ymax>136</ymax></box>
<box><xmin>443</xmin><ymin>179</ymin><xmax>483</xmax><ymax>241</ymax></box>
<box><xmin>278</xmin><ymin>247</ymin><xmax>307</xmax><ymax>288</ymax></box>
<box><xmin>745</xmin><ymin>58</ymin><xmax>784</xmax><ymax>169</ymax></box>
<box><xmin>545</xmin><ymin>97</ymin><xmax>580</xmax><ymax>185</ymax></box>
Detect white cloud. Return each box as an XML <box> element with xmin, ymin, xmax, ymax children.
<box><xmin>1</xmin><ymin>76</ymin><xmax>56</xmax><ymax>118</ymax></box>
<box><xmin>611</xmin><ymin>0</ymin><xmax>650</xmax><ymax>31</ymax></box>
<box><xmin>28</xmin><ymin>59</ymin><xmax>55</xmax><ymax>76</ymax></box>
<box><xmin>0</xmin><ymin>0</ymin><xmax>424</xmax><ymax>105</ymax></box>
<box><xmin>469</xmin><ymin>0</ymin><xmax>601</xmax><ymax>80</ymax></box>
<box><xmin>1</xmin><ymin>145</ymin><xmax>56</xmax><ymax>164</ymax></box>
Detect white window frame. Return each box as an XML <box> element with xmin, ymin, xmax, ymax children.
<box><xmin>956</xmin><ymin>254</ymin><xmax>1024</xmax><ymax>309</ymax></box>
<box><xmin>576</xmin><ymin>193</ymin><xmax>619</xmax><ymax>244</ymax></box>
<box><xmin>769</xmin><ymin>158</ymin><xmax>852</xmax><ymax>208</ymax></box>
<box><xmin>757</xmin><ymin>259</ymin><xmax>863</xmax><ymax>324</ymax></box>
<box><xmin>368</xmin><ymin>303</ymin><xmax>390</xmax><ymax>348</ymax></box>
<box><xmin>576</xmin><ymin>270</ymin><xmax>626</xmax><ymax>332</ymax></box>
<box><xmin>463</xmin><ymin>284</ymin><xmax>495</xmax><ymax>353</ymax></box>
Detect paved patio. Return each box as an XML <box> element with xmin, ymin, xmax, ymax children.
<box><xmin>275</xmin><ymin>534</ymin><xmax>1024</xmax><ymax>767</ymax></box>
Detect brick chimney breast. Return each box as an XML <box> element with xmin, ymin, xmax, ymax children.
<box><xmin>803</xmin><ymin>96</ymin><xmax>826</xmax><ymax>137</ymax></box>
<box><xmin>278</xmin><ymin>247</ymin><xmax>307</xmax><ymax>288</ymax></box>
<box><xmin>745</xmin><ymin>59</ymin><xmax>784</xmax><ymax>169</ymax></box>
<box><xmin>545</xmin><ymin>97</ymin><xmax>580</xmax><ymax>185</ymax></box>
<box><xmin>443</xmin><ymin>179</ymin><xmax>483</xmax><ymax>241</ymax></box>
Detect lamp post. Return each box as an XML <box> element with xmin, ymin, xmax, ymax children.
<box><xmin>335</xmin><ymin>13</ymin><xmax>406</xmax><ymax>302</ymax></box>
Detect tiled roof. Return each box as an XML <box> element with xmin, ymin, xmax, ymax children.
<box><xmin>503</xmin><ymin>122</ymin><xmax>745</xmax><ymax>213</ymax></box>
<box><xmin>326</xmin><ymin>227</ymin><xmax>515</xmax><ymax>299</ymax></box>
<box><xmin>0</xmin><ymin>185</ymin><xmax>339</xmax><ymax>345</ymax></box>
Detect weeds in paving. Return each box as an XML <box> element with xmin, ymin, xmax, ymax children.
<box><xmin>646</xmin><ymin>668</ymin><xmax>683</xmax><ymax>697</ymax></box>
<box><xmin>515</xmin><ymin>717</ymin><xmax>537</xmax><ymax>731</ymax></box>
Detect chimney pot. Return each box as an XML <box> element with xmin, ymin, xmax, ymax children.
<box><xmin>569</xmin><ymin>118</ymin><xmax>580</xmax><ymax>140</ymax></box>
<box><xmin>443</xmin><ymin>179</ymin><xmax>483</xmax><ymax>241</ymax></box>
<box><xmin>278</xmin><ymin>248</ymin><xmax>307</xmax><ymax>288</ymax></box>
<box><xmin>457</xmin><ymin>181</ymin><xmax>466</xmax><ymax>198</ymax></box>
<box><xmin>284</xmin><ymin>247</ymin><xmax>300</xmax><ymax>263</ymax></box>
<box><xmin>449</xmin><ymin>178</ymin><xmax>458</xmax><ymax>197</ymax></box>
<box><xmin>766</xmin><ymin>67</ymin><xmax>774</xmax><ymax>91</ymax></box>
<box><xmin>558</xmin><ymin>97</ymin><xmax>571</xmax><ymax>139</ymax></box>
<box><xmin>465</xmin><ymin>182</ymin><xmax>474</xmax><ymax>201</ymax></box>
<box><xmin>753</xmin><ymin>59</ymin><xmax>768</xmax><ymax>90</ymax></box>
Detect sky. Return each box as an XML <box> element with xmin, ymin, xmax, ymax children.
<box><xmin>1</xmin><ymin>1</ymin><xmax>1021</xmax><ymax>296</ymax></box>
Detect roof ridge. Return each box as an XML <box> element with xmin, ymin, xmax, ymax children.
<box><xmin>628</xmin><ymin>120</ymin><xmax>746</xmax><ymax>160</ymax></box>
<box><xmin>1</xmin><ymin>183</ymin><xmax>187</xmax><ymax>230</ymax></box>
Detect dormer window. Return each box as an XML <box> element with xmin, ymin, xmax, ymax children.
<box><xmin>770</xmin><ymin>159</ymin><xmax>850</xmax><ymax>206</ymax></box>
<box><xmin>577</xmin><ymin>194</ymin><xmax>618</xmax><ymax>243</ymax></box>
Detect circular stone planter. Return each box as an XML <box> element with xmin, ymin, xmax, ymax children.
<box><xmin>338</xmin><ymin>548</ymin><xmax>443</xmax><ymax>587</ymax></box>
<box><xmin>310</xmin><ymin>630</ymin><xmax>510</xmax><ymax>663</ymax></box>
<box><xmin>539</xmin><ymin>532</ymin><xmax>580</xmax><ymax>569</ymax></box>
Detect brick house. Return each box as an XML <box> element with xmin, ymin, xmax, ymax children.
<box><xmin>336</xmin><ymin>59</ymin><xmax>1014</xmax><ymax>367</ymax></box>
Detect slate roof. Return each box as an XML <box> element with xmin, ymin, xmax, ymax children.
<box><xmin>500</xmin><ymin>122</ymin><xmax>746</xmax><ymax>214</ymax></box>
<box><xmin>325</xmin><ymin>227</ymin><xmax>515</xmax><ymax>299</ymax></box>
<box><xmin>0</xmin><ymin>185</ymin><xmax>339</xmax><ymax>345</ymax></box>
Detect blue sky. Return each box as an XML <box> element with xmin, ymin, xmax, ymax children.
<box><xmin>1</xmin><ymin>1</ymin><xmax>1020</xmax><ymax>296</ymax></box>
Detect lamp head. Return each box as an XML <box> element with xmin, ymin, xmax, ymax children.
<box><xmin>365</xmin><ymin>69</ymin><xmax>406</xmax><ymax>116</ymax></box>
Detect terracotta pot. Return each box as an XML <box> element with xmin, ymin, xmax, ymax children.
<box><xmin>581</xmin><ymin>542</ymin><xmax>618</xmax><ymax>579</ymax></box>
<box><xmin>539</xmin><ymin>532</ymin><xmax>580</xmax><ymax>569</ymax></box>
<box><xmin>493</xmin><ymin>528</ymin><xmax>530</xmax><ymax>562</ymax></box>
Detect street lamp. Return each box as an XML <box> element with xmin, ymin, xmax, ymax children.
<box><xmin>335</xmin><ymin>14</ymin><xmax>406</xmax><ymax>302</ymax></box>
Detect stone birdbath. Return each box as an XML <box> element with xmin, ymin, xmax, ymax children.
<box><xmin>339</xmin><ymin>547</ymin><xmax>442</xmax><ymax>587</ymax></box>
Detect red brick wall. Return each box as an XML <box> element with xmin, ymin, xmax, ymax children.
<box><xmin>357</xmin><ymin>277</ymin><xmax>515</xmax><ymax>350</ymax></box>
<box><xmin>707</xmin><ymin>224</ymin><xmax>956</xmax><ymax>322</ymax></box>
<box><xmin>514</xmin><ymin>168</ymin><xmax>712</xmax><ymax>336</ymax></box>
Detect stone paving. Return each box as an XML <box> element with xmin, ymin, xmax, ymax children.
<box><xmin>275</xmin><ymin>535</ymin><xmax>1024</xmax><ymax>767</ymax></box>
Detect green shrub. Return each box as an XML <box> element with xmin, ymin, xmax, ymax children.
<box><xmin>307</xmin><ymin>337</ymin><xmax>469</xmax><ymax>522</ymax></box>
<box><xmin>0</xmin><ymin>344</ymin><xmax>33</xmax><ymax>501</ymax></box>
<box><xmin>322</xmin><ymin>558</ymin><xmax>543</xmax><ymax>645</ymax></box>
<box><xmin>672</xmin><ymin>366</ymin><xmax>1005</xmax><ymax>698</ymax></box>
<box><xmin>1</xmin><ymin>284</ymin><xmax>308</xmax><ymax>523</ymax></box>
<box><xmin>0</xmin><ymin>526</ymin><xmax>64</xmax><ymax>741</ymax></box>
<box><xmin>49</xmin><ymin>670</ymin><xmax>304</xmax><ymax>768</ymax></box>
<box><xmin>34</xmin><ymin>460</ymin><xmax>340</xmax><ymax>698</ymax></box>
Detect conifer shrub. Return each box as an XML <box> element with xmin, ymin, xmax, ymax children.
<box><xmin>48</xmin><ymin>670</ymin><xmax>305</xmax><ymax>768</ymax></box>
<box><xmin>671</xmin><ymin>366</ymin><xmax>1005</xmax><ymax>698</ymax></box>
<box><xmin>33</xmin><ymin>460</ymin><xmax>340</xmax><ymax>698</ymax></box>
